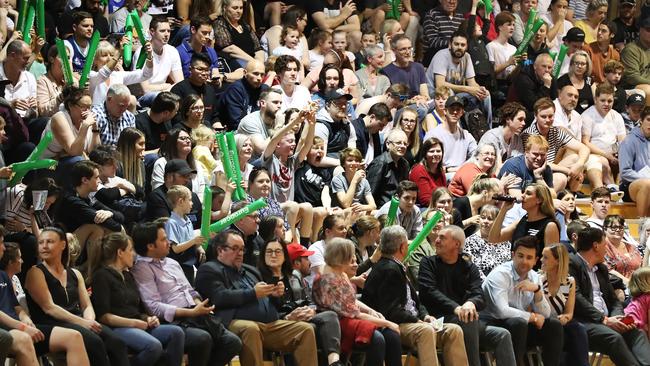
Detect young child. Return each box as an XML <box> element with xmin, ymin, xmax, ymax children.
<box><xmin>330</xmin><ymin>147</ymin><xmax>375</xmax><ymax>213</ymax></box>
<box><xmin>430</xmin><ymin>86</ymin><xmax>450</xmax><ymax>131</ymax></box>
<box><xmin>165</xmin><ymin>185</ymin><xmax>206</xmax><ymax>284</ymax></box>
<box><xmin>191</xmin><ymin>125</ymin><xmax>219</xmax><ymax>184</ymax></box>
<box><xmin>273</xmin><ymin>25</ymin><xmax>306</xmax><ymax>77</ymax></box>
<box><xmin>308</xmin><ymin>29</ymin><xmax>333</xmax><ymax>70</ymax></box>
<box><xmin>625</xmin><ymin>267</ymin><xmax>650</xmax><ymax>338</ymax></box>
<box><xmin>332</xmin><ymin>30</ymin><xmax>356</xmax><ymax>71</ymax></box>
<box><xmin>294</xmin><ymin>136</ymin><xmax>335</xmax><ymax>208</ymax></box>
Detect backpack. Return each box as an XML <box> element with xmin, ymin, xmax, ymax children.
<box><xmin>462</xmin><ymin>108</ymin><xmax>489</xmax><ymax>142</ymax></box>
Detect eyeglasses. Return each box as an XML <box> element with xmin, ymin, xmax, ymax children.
<box><xmin>75</xmin><ymin>102</ymin><xmax>92</xmax><ymax>111</ymax></box>
<box><xmin>391</xmin><ymin>93</ymin><xmax>409</xmax><ymax>101</ymax></box>
<box><xmin>265</xmin><ymin>249</ymin><xmax>283</xmax><ymax>256</ymax></box>
<box><xmin>388</xmin><ymin>140</ymin><xmax>408</xmax><ymax>146</ymax></box>
<box><xmin>572</xmin><ymin>61</ymin><xmax>587</xmax><ymax>67</ymax></box>
<box><xmin>224</xmin><ymin>245</ymin><xmax>246</xmax><ymax>253</ymax></box>
<box><xmin>481</xmin><ymin>151</ymin><xmax>497</xmax><ymax>157</ymax></box>
<box><xmin>401</xmin><ymin>118</ymin><xmax>417</xmax><ymax>125</ymax></box>
<box><xmin>606</xmin><ymin>226</ymin><xmax>624</xmax><ymax>232</ymax></box>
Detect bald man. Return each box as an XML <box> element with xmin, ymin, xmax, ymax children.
<box><xmin>507</xmin><ymin>53</ymin><xmax>558</xmax><ymax>114</ymax></box>
<box><xmin>217</xmin><ymin>60</ymin><xmax>269</xmax><ymax>131</ymax></box>
<box><xmin>554</xmin><ymin>85</ymin><xmax>583</xmax><ymax>140</ymax></box>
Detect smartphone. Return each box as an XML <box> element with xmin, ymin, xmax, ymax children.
<box><xmin>268</xmin><ymin>276</ymin><xmax>280</xmax><ymax>285</ymax></box>
<box><xmin>493</xmin><ymin>194</ymin><xmax>517</xmax><ymax>202</ymax></box>
<box><xmin>621</xmin><ymin>315</ymin><xmax>635</xmax><ymax>325</ymax></box>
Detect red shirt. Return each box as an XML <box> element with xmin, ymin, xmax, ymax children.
<box><xmin>409</xmin><ymin>163</ymin><xmax>447</xmax><ymax>206</ymax></box>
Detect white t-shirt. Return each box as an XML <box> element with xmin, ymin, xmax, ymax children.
<box><xmin>274</xmin><ymin>84</ymin><xmax>311</xmax><ymax>112</ymax></box>
<box><xmin>309</xmin><ymin>50</ymin><xmax>324</xmax><ymax>71</ymax></box>
<box><xmin>541</xmin><ymin>14</ymin><xmax>573</xmax><ymax>53</ymax></box>
<box><xmin>272</xmin><ymin>46</ymin><xmax>303</xmax><ymax>60</ymax></box>
<box><xmin>486</xmin><ymin>40</ymin><xmax>517</xmax><ymax>80</ymax></box>
<box><xmin>427</xmin><ymin>49</ymin><xmax>476</xmax><ymax>95</ymax></box>
<box><xmin>424</xmin><ymin>124</ymin><xmax>478</xmax><ymax>169</ymax></box>
<box><xmin>133</xmin><ymin>44</ymin><xmax>182</xmax><ymax>84</ymax></box>
<box><xmin>581</xmin><ymin>105</ymin><xmax>626</xmax><ymax>152</ymax></box>
<box><xmin>553</xmin><ymin>98</ymin><xmax>583</xmax><ymax>141</ymax></box>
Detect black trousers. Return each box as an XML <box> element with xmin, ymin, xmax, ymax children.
<box><xmin>485</xmin><ymin>316</ymin><xmax>563</xmax><ymax>366</ymax></box>
<box><xmin>58</xmin><ymin>322</ymin><xmax>129</xmax><ymax>366</ymax></box>
<box><xmin>583</xmin><ymin>322</ymin><xmax>650</xmax><ymax>366</ymax></box>
<box><xmin>183</xmin><ymin>326</ymin><xmax>242</xmax><ymax>366</ymax></box>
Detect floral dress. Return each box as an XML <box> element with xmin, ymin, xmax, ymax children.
<box><xmin>605</xmin><ymin>240</ymin><xmax>643</xmax><ymax>280</ymax></box>
<box><xmin>464</xmin><ymin>232</ymin><xmax>511</xmax><ymax>279</ymax></box>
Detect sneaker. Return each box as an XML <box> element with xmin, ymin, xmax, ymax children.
<box><xmin>607</xmin><ymin>184</ymin><xmax>620</xmax><ymax>193</ymax></box>
<box><xmin>573</xmin><ymin>191</ymin><xmax>589</xmax><ymax>199</ymax></box>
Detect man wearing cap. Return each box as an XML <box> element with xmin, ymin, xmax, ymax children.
<box><xmin>613</xmin><ymin>0</ymin><xmax>639</xmax><ymax>51</ymax></box>
<box><xmin>286</xmin><ymin>243</ymin><xmax>344</xmax><ymax>366</ymax></box>
<box><xmin>557</xmin><ymin>28</ymin><xmax>586</xmax><ymax>77</ymax></box>
<box><xmin>507</xmin><ymin>53</ymin><xmax>558</xmax><ymax>114</ymax></box>
<box><xmin>146</xmin><ymin>159</ymin><xmax>203</xmax><ymax>228</ymax></box>
<box><xmin>622</xmin><ymin>93</ymin><xmax>646</xmax><ymax>131</ymax></box>
<box><xmin>367</xmin><ymin>129</ymin><xmax>410</xmax><ymax>207</ymax></box>
<box><xmin>315</xmin><ymin>90</ymin><xmax>356</xmax><ymax>164</ymax></box>
<box><xmin>423</xmin><ymin>96</ymin><xmax>477</xmax><ymax>174</ymax></box>
<box><xmin>621</xmin><ymin>17</ymin><xmax>650</xmax><ymax>105</ymax></box>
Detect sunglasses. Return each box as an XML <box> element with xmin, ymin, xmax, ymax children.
<box><xmin>391</xmin><ymin>93</ymin><xmax>409</xmax><ymax>102</ymax></box>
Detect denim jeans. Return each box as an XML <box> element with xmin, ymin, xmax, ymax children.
<box><xmin>111</xmin><ymin>324</ymin><xmax>185</xmax><ymax>366</ymax></box>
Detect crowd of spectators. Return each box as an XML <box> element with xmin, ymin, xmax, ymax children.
<box><xmin>0</xmin><ymin>0</ymin><xmax>646</xmax><ymax>364</ymax></box>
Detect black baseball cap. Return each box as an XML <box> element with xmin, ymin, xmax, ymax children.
<box><xmin>323</xmin><ymin>90</ymin><xmax>353</xmax><ymax>102</ymax></box>
<box><xmin>445</xmin><ymin>95</ymin><xmax>465</xmax><ymax>108</ymax></box>
<box><xmin>627</xmin><ymin>93</ymin><xmax>646</xmax><ymax>106</ymax></box>
<box><xmin>563</xmin><ymin>27</ymin><xmax>586</xmax><ymax>42</ymax></box>
<box><xmin>640</xmin><ymin>16</ymin><xmax>650</xmax><ymax>29</ymax></box>
<box><xmin>164</xmin><ymin>159</ymin><xmax>197</xmax><ymax>176</ymax></box>
<box><xmin>619</xmin><ymin>0</ymin><xmax>635</xmax><ymax>6</ymax></box>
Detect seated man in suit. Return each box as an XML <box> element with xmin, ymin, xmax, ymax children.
<box><xmin>195</xmin><ymin>230</ymin><xmax>318</xmax><ymax>366</ymax></box>
<box><xmin>361</xmin><ymin>225</ymin><xmax>468</xmax><ymax>366</ymax></box>
<box><xmin>569</xmin><ymin>227</ymin><xmax>650</xmax><ymax>365</ymax></box>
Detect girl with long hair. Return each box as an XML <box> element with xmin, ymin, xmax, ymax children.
<box><xmin>348</xmin><ymin>215</ymin><xmax>382</xmax><ymax>275</ymax></box>
<box><xmin>116</xmin><ymin>127</ymin><xmax>145</xmax><ymax>190</ymax></box>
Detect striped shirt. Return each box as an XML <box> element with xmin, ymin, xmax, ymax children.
<box><xmin>422</xmin><ymin>8</ymin><xmax>464</xmax><ymax>54</ymax></box>
<box><xmin>5</xmin><ymin>184</ymin><xmax>33</xmax><ymax>232</ymax></box>
<box><xmin>521</xmin><ymin>123</ymin><xmax>573</xmax><ymax>164</ymax></box>
<box><xmin>541</xmin><ymin>275</ymin><xmax>574</xmax><ymax>317</ymax></box>
<box><xmin>92</xmin><ymin>103</ymin><xmax>135</xmax><ymax>147</ymax></box>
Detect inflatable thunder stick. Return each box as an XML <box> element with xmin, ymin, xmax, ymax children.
<box><xmin>130</xmin><ymin>11</ymin><xmax>149</xmax><ymax>69</ymax></box>
<box><xmin>209</xmin><ymin>198</ymin><xmax>268</xmax><ymax>234</ymax></box>
<box><xmin>216</xmin><ymin>133</ymin><xmax>236</xmax><ymax>193</ymax></box>
<box><xmin>123</xmin><ymin>14</ymin><xmax>134</xmax><ymax>68</ymax></box>
<box><xmin>385</xmin><ymin>196</ymin><xmax>400</xmax><ymax>226</ymax></box>
<box><xmin>79</xmin><ymin>31</ymin><xmax>100</xmax><ymax>88</ymax></box>
<box><xmin>552</xmin><ymin>44</ymin><xmax>569</xmax><ymax>79</ymax></box>
<box><xmin>17</xmin><ymin>0</ymin><xmax>29</xmax><ymax>31</ymax></box>
<box><xmin>23</xmin><ymin>4</ymin><xmax>35</xmax><ymax>44</ymax></box>
<box><xmin>405</xmin><ymin>210</ymin><xmax>444</xmax><ymax>261</ymax></box>
<box><xmin>55</xmin><ymin>39</ymin><xmax>74</xmax><ymax>85</ymax></box>
<box><xmin>8</xmin><ymin>131</ymin><xmax>54</xmax><ymax>186</ymax></box>
<box><xmin>514</xmin><ymin>18</ymin><xmax>544</xmax><ymax>57</ymax></box>
<box><xmin>201</xmin><ymin>186</ymin><xmax>213</xmax><ymax>249</ymax></box>
<box><xmin>225</xmin><ymin>132</ymin><xmax>246</xmax><ymax>201</ymax></box>
<box><xmin>36</xmin><ymin>0</ymin><xmax>45</xmax><ymax>39</ymax></box>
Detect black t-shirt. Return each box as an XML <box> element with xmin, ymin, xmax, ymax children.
<box><xmin>135</xmin><ymin>112</ymin><xmax>173</xmax><ymax>151</ymax></box>
<box><xmin>170</xmin><ymin>79</ymin><xmax>219</xmax><ymax>124</ymax></box>
<box><xmin>557</xmin><ymin>74</ymin><xmax>594</xmax><ymax>114</ymax></box>
<box><xmin>452</xmin><ymin>196</ymin><xmax>478</xmax><ymax>237</ymax></box>
<box><xmin>58</xmin><ymin>7</ymin><xmax>110</xmax><ymax>39</ymax></box>
<box><xmin>613</xmin><ymin>18</ymin><xmax>639</xmax><ymax>46</ymax></box>
<box><xmin>512</xmin><ymin>215</ymin><xmax>556</xmax><ymax>269</ymax></box>
<box><xmin>294</xmin><ymin>163</ymin><xmax>334</xmax><ymax>207</ymax></box>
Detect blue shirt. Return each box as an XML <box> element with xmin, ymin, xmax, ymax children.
<box><xmin>165</xmin><ymin>211</ymin><xmax>197</xmax><ymax>267</ymax></box>
<box><xmin>482</xmin><ymin>261</ymin><xmax>551</xmax><ymax>321</ymax></box>
<box><xmin>498</xmin><ymin>155</ymin><xmax>553</xmax><ymax>191</ymax></box>
<box><xmin>176</xmin><ymin>40</ymin><xmax>219</xmax><ymax>78</ymax></box>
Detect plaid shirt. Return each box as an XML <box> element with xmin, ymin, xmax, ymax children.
<box><xmin>92</xmin><ymin>103</ymin><xmax>135</xmax><ymax>146</ymax></box>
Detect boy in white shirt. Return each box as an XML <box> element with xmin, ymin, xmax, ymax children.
<box><xmin>581</xmin><ymin>83</ymin><xmax>627</xmax><ymax>191</ymax></box>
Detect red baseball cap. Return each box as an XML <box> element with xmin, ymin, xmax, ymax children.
<box><xmin>287</xmin><ymin>243</ymin><xmax>315</xmax><ymax>262</ymax></box>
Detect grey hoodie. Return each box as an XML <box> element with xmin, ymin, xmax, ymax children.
<box><xmin>619</xmin><ymin>127</ymin><xmax>650</xmax><ymax>183</ymax></box>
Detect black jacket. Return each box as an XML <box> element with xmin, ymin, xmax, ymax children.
<box><xmin>361</xmin><ymin>257</ymin><xmax>428</xmax><ymax>324</ymax></box>
<box><xmin>366</xmin><ymin>151</ymin><xmax>409</xmax><ymax>207</ymax></box>
<box><xmin>351</xmin><ymin>116</ymin><xmax>382</xmax><ymax>159</ymax></box>
<box><xmin>57</xmin><ymin>193</ymin><xmax>123</xmax><ymax>232</ymax></box>
<box><xmin>569</xmin><ymin>253</ymin><xmax>623</xmax><ymax>323</ymax></box>
<box><xmin>196</xmin><ymin>260</ymin><xmax>273</xmax><ymax>327</ymax></box>
<box><xmin>418</xmin><ymin>254</ymin><xmax>485</xmax><ymax>317</ymax></box>
<box><xmin>507</xmin><ymin>63</ymin><xmax>558</xmax><ymax>113</ymax></box>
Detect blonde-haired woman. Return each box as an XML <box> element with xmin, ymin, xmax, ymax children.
<box><xmin>488</xmin><ymin>183</ymin><xmax>560</xmax><ymax>267</ymax></box>
<box><xmin>574</xmin><ymin>0</ymin><xmax>608</xmax><ymax>44</ymax></box>
<box><xmin>540</xmin><ymin>243</ymin><xmax>589</xmax><ymax>365</ymax></box>
<box><xmin>88</xmin><ymin>40</ymin><xmax>154</xmax><ymax>107</ymax></box>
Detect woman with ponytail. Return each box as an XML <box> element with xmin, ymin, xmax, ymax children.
<box><xmin>349</xmin><ymin>215</ymin><xmax>382</xmax><ymax>275</ymax></box>
<box><xmin>88</xmin><ymin>232</ymin><xmax>185</xmax><ymax>366</ymax></box>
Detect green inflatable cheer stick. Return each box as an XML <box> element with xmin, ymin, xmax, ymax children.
<box><xmin>142</xmin><ymin>0</ymin><xmax>150</xmax><ymax>12</ymax></box>
<box><xmin>200</xmin><ymin>186</ymin><xmax>213</xmax><ymax>249</ymax></box>
<box><xmin>209</xmin><ymin>198</ymin><xmax>268</xmax><ymax>233</ymax></box>
<box><xmin>514</xmin><ymin>18</ymin><xmax>544</xmax><ymax>57</ymax></box>
<box><xmin>130</xmin><ymin>11</ymin><xmax>149</xmax><ymax>69</ymax></box>
<box><xmin>552</xmin><ymin>44</ymin><xmax>568</xmax><ymax>79</ymax></box>
<box><xmin>216</xmin><ymin>133</ymin><xmax>236</xmax><ymax>195</ymax></box>
<box><xmin>405</xmin><ymin>210</ymin><xmax>443</xmax><ymax>261</ymax></box>
<box><xmin>226</xmin><ymin>132</ymin><xmax>245</xmax><ymax>201</ymax></box>
<box><xmin>79</xmin><ymin>30</ymin><xmax>100</xmax><ymax>88</ymax></box>
<box><xmin>523</xmin><ymin>8</ymin><xmax>537</xmax><ymax>37</ymax></box>
<box><xmin>123</xmin><ymin>14</ymin><xmax>134</xmax><ymax>68</ymax></box>
<box><xmin>385</xmin><ymin>196</ymin><xmax>400</xmax><ymax>226</ymax></box>
<box><xmin>483</xmin><ymin>0</ymin><xmax>494</xmax><ymax>15</ymax></box>
<box><xmin>36</xmin><ymin>0</ymin><xmax>45</xmax><ymax>39</ymax></box>
<box><xmin>22</xmin><ymin>4</ymin><xmax>35</xmax><ymax>45</ymax></box>
<box><xmin>26</xmin><ymin>130</ymin><xmax>52</xmax><ymax>163</ymax></box>
<box><xmin>55</xmin><ymin>38</ymin><xmax>74</xmax><ymax>86</ymax></box>
<box><xmin>8</xmin><ymin>159</ymin><xmax>57</xmax><ymax>186</ymax></box>
<box><xmin>16</xmin><ymin>0</ymin><xmax>29</xmax><ymax>32</ymax></box>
